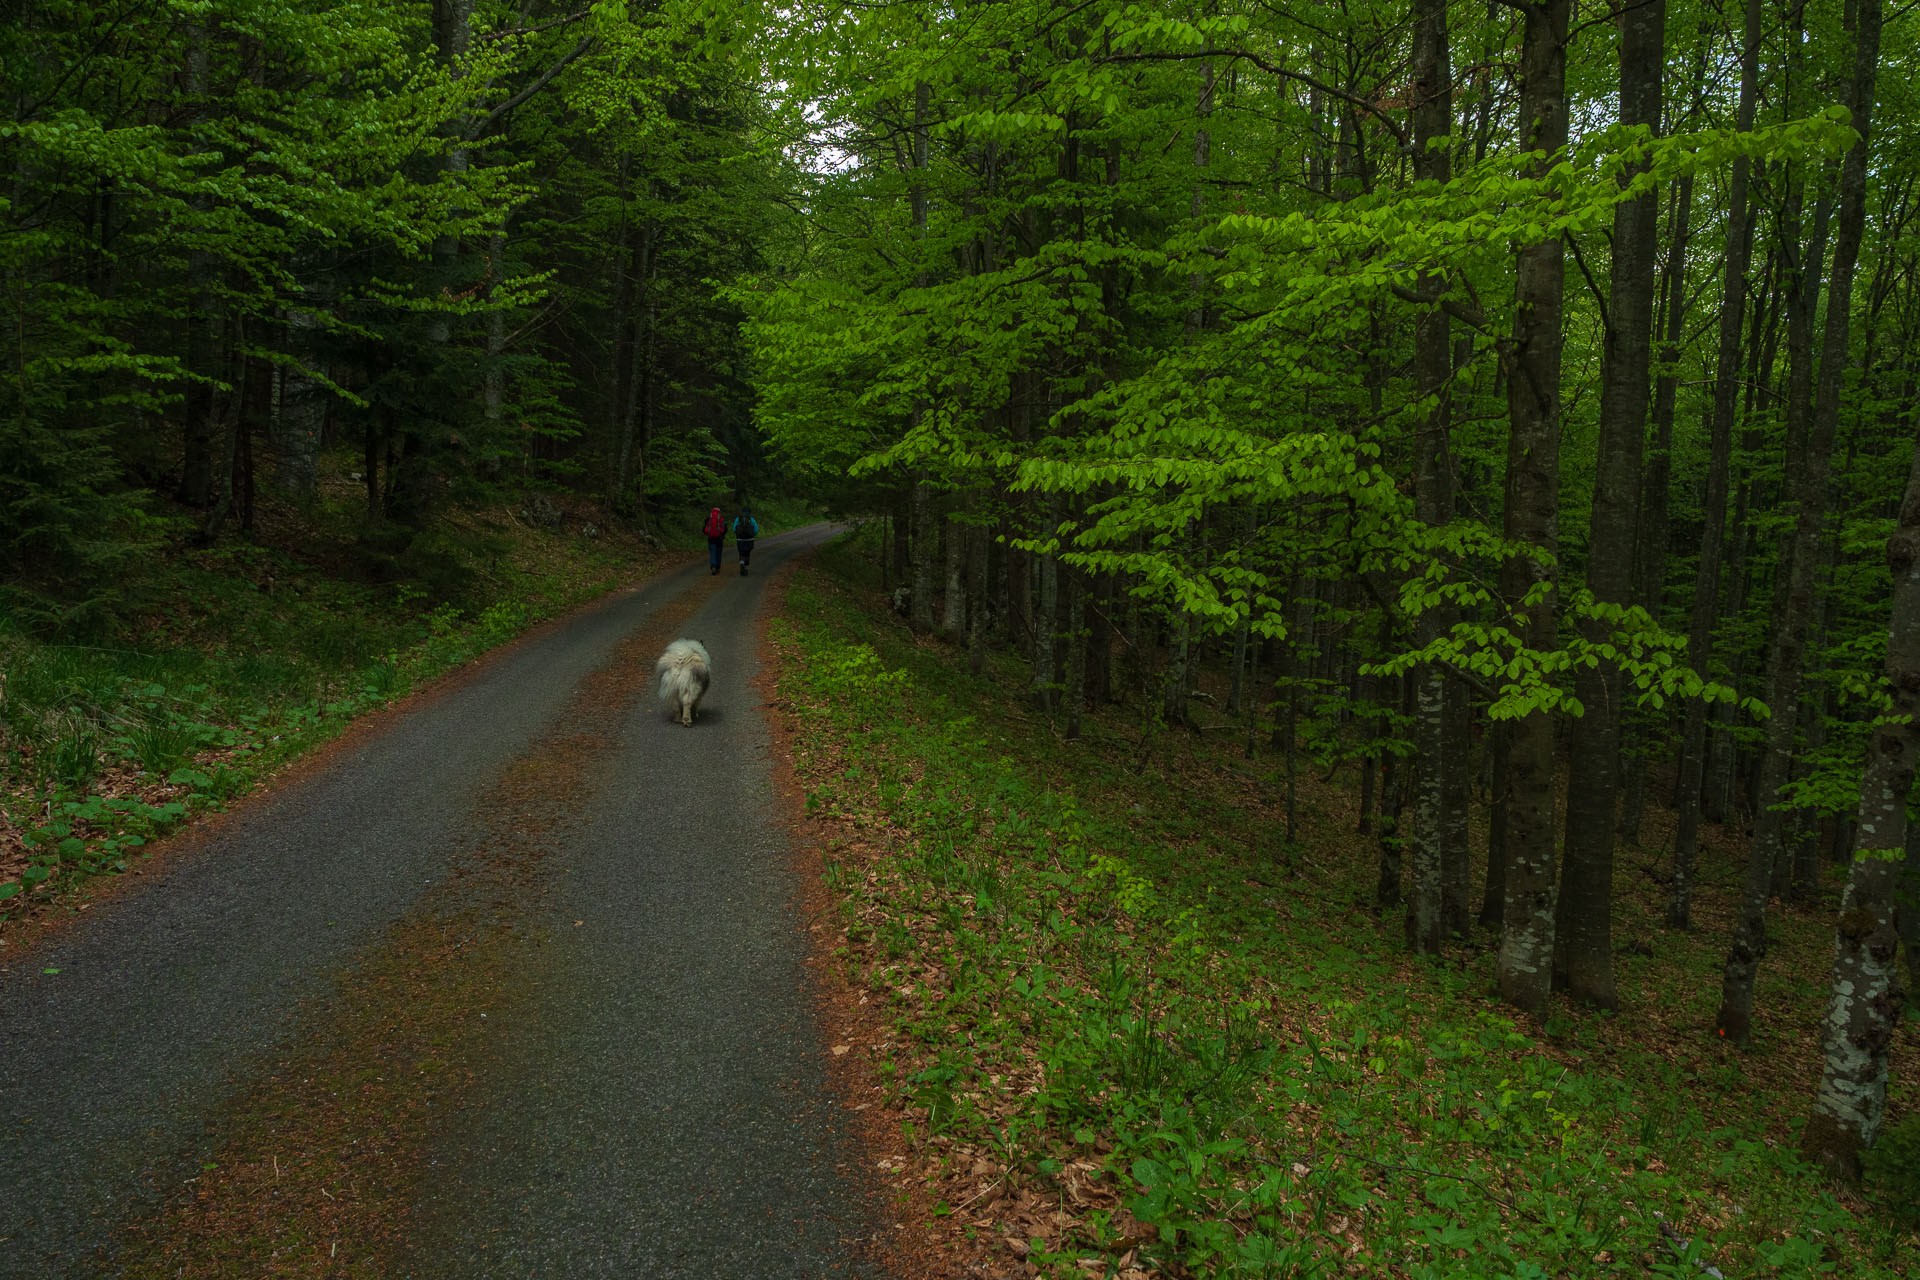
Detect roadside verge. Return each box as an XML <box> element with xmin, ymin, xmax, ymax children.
<box><xmin>756</xmin><ymin>536</ymin><xmax>1005</xmax><ymax>1280</ymax></box>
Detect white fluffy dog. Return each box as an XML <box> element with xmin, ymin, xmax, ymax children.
<box><xmin>655</xmin><ymin>638</ymin><xmax>712</xmax><ymax>726</ymax></box>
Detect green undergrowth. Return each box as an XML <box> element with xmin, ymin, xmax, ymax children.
<box><xmin>774</xmin><ymin>534</ymin><xmax>1913</xmax><ymax>1279</ymax></box>
<box><xmin>1</xmin><ymin>508</ymin><xmax>668</xmax><ymax>922</ymax></box>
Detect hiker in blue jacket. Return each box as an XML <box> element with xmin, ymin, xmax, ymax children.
<box><xmin>732</xmin><ymin>508</ymin><xmax>759</xmax><ymax>576</ymax></box>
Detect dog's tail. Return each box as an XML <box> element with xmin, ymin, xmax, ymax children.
<box><xmin>655</xmin><ymin>639</ymin><xmax>711</xmax><ymax>706</ymax></box>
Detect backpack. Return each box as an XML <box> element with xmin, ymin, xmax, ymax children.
<box><xmin>703</xmin><ymin>510</ymin><xmax>723</xmax><ymax>538</ymax></box>
<box><xmin>736</xmin><ymin>515</ymin><xmax>758</xmax><ymax>539</ymax></box>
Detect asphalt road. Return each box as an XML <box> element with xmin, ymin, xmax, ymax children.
<box><xmin>0</xmin><ymin>523</ymin><xmax>879</xmax><ymax>1278</ymax></box>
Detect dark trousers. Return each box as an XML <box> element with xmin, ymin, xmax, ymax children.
<box><xmin>737</xmin><ymin>538</ymin><xmax>756</xmax><ymax>565</ymax></box>
<box><xmin>708</xmin><ymin>537</ymin><xmax>723</xmax><ymax>571</ymax></box>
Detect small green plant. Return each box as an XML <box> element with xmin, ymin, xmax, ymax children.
<box><xmin>47</xmin><ymin>721</ymin><xmax>100</xmax><ymax>788</ymax></box>
<box><xmin>1863</xmin><ymin>1114</ymin><xmax>1920</xmax><ymax>1227</ymax></box>
<box><xmin>362</xmin><ymin>661</ymin><xmax>402</xmax><ymax>701</ymax></box>
<box><xmin>476</xmin><ymin>599</ymin><xmax>528</xmax><ymax>644</ymax></box>
<box><xmin>122</xmin><ymin>716</ymin><xmax>209</xmax><ymax>775</ymax></box>
<box><xmin>910</xmin><ymin>1060</ymin><xmax>963</xmax><ymax>1134</ymax></box>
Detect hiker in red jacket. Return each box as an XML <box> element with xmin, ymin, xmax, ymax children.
<box><xmin>703</xmin><ymin>506</ymin><xmax>725</xmax><ymax>574</ymax></box>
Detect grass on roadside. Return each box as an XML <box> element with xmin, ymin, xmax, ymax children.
<box><xmin>772</xmin><ymin>530</ymin><xmax>1918</xmax><ymax>1280</ymax></box>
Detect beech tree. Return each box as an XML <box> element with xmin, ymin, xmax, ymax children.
<box><xmin>1718</xmin><ymin>0</ymin><xmax>1884</xmax><ymax>1046</ymax></box>
<box><xmin>1557</xmin><ymin>0</ymin><xmax>1664</xmax><ymax>1012</ymax></box>
<box><xmin>1804</xmin><ymin>398</ymin><xmax>1915</xmax><ymax>1180</ymax></box>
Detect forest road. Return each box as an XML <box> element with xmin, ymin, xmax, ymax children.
<box><xmin>0</xmin><ymin>523</ymin><xmax>884</xmax><ymax>1279</ymax></box>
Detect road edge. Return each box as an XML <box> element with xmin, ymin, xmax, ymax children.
<box><xmin>753</xmin><ymin>533</ymin><xmax>1001</xmax><ymax>1280</ymax></box>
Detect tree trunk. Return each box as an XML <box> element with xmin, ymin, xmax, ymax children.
<box><xmin>1227</xmin><ymin>609</ymin><xmax>1250</xmax><ymax>716</ymax></box>
<box><xmin>198</xmin><ymin>326</ymin><xmax>247</xmax><ymax>543</ymax></box>
<box><xmin>177</xmin><ymin>22</ymin><xmax>214</xmax><ymax>508</ymax></box>
<box><xmin>609</xmin><ymin>155</ymin><xmax>637</xmax><ymax>498</ymax></box>
<box><xmin>1031</xmin><ymin>491</ymin><xmax>1059</xmax><ymax>712</ymax></box>
<box><xmin>1377</xmin><ymin>667</ymin><xmax>1408</xmax><ymax>909</ymax></box>
<box><xmin>1900</xmin><ymin>825</ymin><xmax>1920</xmax><ymax>998</ymax></box>
<box><xmin>236</xmin><ymin>347</ymin><xmax>267</xmax><ymax>533</ymax></box>
<box><xmin>1495</xmin><ymin>0</ymin><xmax>1572</xmax><ymax>1015</ymax></box>
<box><xmin>1163</xmin><ymin>609</ymin><xmax>1191</xmax><ymax>729</ymax></box>
<box><xmin>483</xmin><ymin>220</ymin><xmax>506</xmax><ymax>446</ymax></box>
<box><xmin>1359</xmin><ymin>748</ymin><xmax>1376</xmax><ymax>836</ymax></box>
<box><xmin>1802</xmin><ymin>298</ymin><xmax>1905</xmax><ymax>1181</ymax></box>
<box><xmin>967</xmin><ymin>521</ymin><xmax>990</xmax><ymax>677</ymax></box>
<box><xmin>1632</xmin><ymin>136</ymin><xmax>1697</xmax><ymax>613</ymax></box>
<box><xmin>1790</xmin><ymin>523</ymin><xmax>1847</xmax><ymax>902</ymax></box>
<box><xmin>1408</xmin><ymin>661</ymin><xmax>1447</xmax><ymax>954</ymax></box>
<box><xmin>1621</xmin><ymin>137</ymin><xmax>1699</xmax><ymax>847</ymax></box>
<box><xmin>428</xmin><ymin>0</ymin><xmax>474</xmax><ymax>349</ymax></box>
<box><xmin>995</xmin><ymin>508</ymin><xmax>1015</xmax><ymax>647</ymax></box>
<box><xmin>1156</xmin><ymin>59</ymin><xmax>1212</xmax><ymax>737</ymax></box>
<box><xmin>1065</xmin><ymin>564</ymin><xmax>1086</xmax><ymax>741</ymax></box>
<box><xmin>1481</xmin><ymin>719</ymin><xmax>1509</xmax><ymax>929</ymax></box>
<box><xmin>911</xmin><ymin>478</ymin><xmax>937</xmax><ymax>634</ymax></box>
<box><xmin>1283</xmin><ymin>590</ymin><xmax>1308</xmax><ymax>844</ymax></box>
<box><xmin>1086</xmin><ymin>571</ymin><xmax>1113</xmax><ymax>706</ymax></box>
<box><xmin>1359</xmin><ymin>615</ymin><xmax>1390</xmax><ymax>835</ymax></box>
<box><xmin>1719</xmin><ymin>0</ymin><xmax>1880</xmax><ymax>1045</ymax></box>
<box><xmin>1244</xmin><ymin>624</ymin><xmax>1262</xmax><ymax>760</ymax></box>
<box><xmin>612</xmin><ymin>180</ymin><xmax>656</xmax><ymax>504</ymax></box>
<box><xmin>274</xmin><ymin>302</ymin><xmax>321</xmax><ymax>498</ymax></box>
<box><xmin>1442</xmin><ymin>680</ymin><xmax>1473</xmax><ymax>935</ymax></box>
<box><xmin>942</xmin><ymin>508</ymin><xmax>967</xmax><ymax>640</ymax></box>
<box><xmin>1556</xmin><ymin>0</ymin><xmax>1662</xmax><ymax>1009</ymax></box>
<box><xmin>906</xmin><ymin>76</ymin><xmax>934</xmax><ymax>636</ymax></box>
<box><xmin>363</xmin><ymin>404</ymin><xmax>383</xmax><ymax>521</ymax></box>
<box><xmin>1405</xmin><ymin>0</ymin><xmax>1453</xmax><ymax>958</ymax></box>
<box><xmin>1705</xmin><ymin>255</ymin><xmax>1786</xmax><ymax>829</ymax></box>
<box><xmin>891</xmin><ymin>486</ymin><xmax>912</xmax><ymax>588</ymax></box>
<box><xmin>1669</xmin><ymin>0</ymin><xmax>1761</xmax><ymax>929</ymax></box>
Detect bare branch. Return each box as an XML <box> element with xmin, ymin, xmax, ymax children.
<box><xmin>476</xmin><ymin>9</ymin><xmax>591</xmax><ymax>41</ymax></box>
<box><xmin>465</xmin><ymin>36</ymin><xmax>596</xmax><ymax>139</ymax></box>
<box><xmin>1098</xmin><ymin>49</ymin><xmax>1410</xmax><ymax>149</ymax></box>
<box><xmin>1563</xmin><ymin>229</ymin><xmax>1611</xmax><ymax>336</ymax></box>
<box><xmin>1390</xmin><ymin>282</ymin><xmax>1490</xmax><ymax>332</ymax></box>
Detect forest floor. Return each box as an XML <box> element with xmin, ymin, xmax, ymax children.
<box><xmin>766</xmin><ymin>527</ymin><xmax>1920</xmax><ymax>1279</ymax></box>
<box><xmin>0</xmin><ymin>464</ymin><xmax>816</xmax><ymax>928</ymax></box>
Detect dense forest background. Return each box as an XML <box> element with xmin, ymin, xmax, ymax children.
<box><xmin>4</xmin><ymin>0</ymin><xmax>788</xmax><ymax>620</ymax></box>
<box><xmin>4</xmin><ymin>0</ymin><xmax>1919</xmax><ymax>1214</ymax></box>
